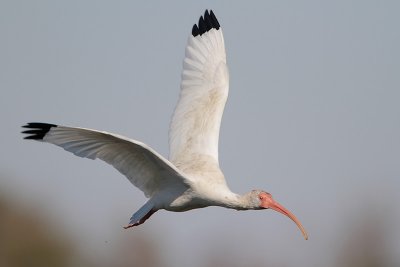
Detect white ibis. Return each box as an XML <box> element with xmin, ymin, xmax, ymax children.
<box><xmin>22</xmin><ymin>10</ymin><xmax>308</xmax><ymax>240</ymax></box>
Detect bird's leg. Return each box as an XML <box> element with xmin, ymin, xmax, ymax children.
<box><xmin>123</xmin><ymin>209</ymin><xmax>156</xmax><ymax>229</ymax></box>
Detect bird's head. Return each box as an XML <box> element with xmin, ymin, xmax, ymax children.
<box><xmin>247</xmin><ymin>189</ymin><xmax>308</xmax><ymax>240</ymax></box>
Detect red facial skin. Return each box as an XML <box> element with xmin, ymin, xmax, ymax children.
<box><xmin>259</xmin><ymin>192</ymin><xmax>308</xmax><ymax>240</ymax></box>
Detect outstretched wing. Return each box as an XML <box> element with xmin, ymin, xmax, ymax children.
<box><xmin>169</xmin><ymin>10</ymin><xmax>229</xmax><ymax>168</ymax></box>
<box><xmin>22</xmin><ymin>123</ymin><xmax>189</xmax><ymax>198</ymax></box>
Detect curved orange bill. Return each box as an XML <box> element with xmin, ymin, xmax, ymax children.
<box><xmin>262</xmin><ymin>199</ymin><xmax>308</xmax><ymax>240</ymax></box>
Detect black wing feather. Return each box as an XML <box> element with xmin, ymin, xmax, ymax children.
<box><xmin>191</xmin><ymin>9</ymin><xmax>221</xmax><ymax>37</ymax></box>
<box><xmin>22</xmin><ymin>122</ymin><xmax>57</xmax><ymax>140</ymax></box>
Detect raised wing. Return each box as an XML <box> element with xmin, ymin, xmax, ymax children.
<box><xmin>22</xmin><ymin>123</ymin><xmax>189</xmax><ymax>198</ymax></box>
<box><xmin>169</xmin><ymin>10</ymin><xmax>229</xmax><ymax>168</ymax></box>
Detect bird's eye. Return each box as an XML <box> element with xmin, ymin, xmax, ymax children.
<box><xmin>259</xmin><ymin>196</ymin><xmax>264</xmax><ymax>200</ymax></box>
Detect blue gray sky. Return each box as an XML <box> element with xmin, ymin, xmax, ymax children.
<box><xmin>1</xmin><ymin>1</ymin><xmax>400</xmax><ymax>266</ymax></box>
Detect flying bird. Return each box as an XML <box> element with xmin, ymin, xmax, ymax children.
<box><xmin>22</xmin><ymin>10</ymin><xmax>308</xmax><ymax>239</ymax></box>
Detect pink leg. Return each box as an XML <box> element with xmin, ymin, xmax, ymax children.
<box><xmin>123</xmin><ymin>209</ymin><xmax>156</xmax><ymax>229</ymax></box>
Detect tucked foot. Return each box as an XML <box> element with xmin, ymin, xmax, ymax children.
<box><xmin>123</xmin><ymin>208</ymin><xmax>156</xmax><ymax>230</ymax></box>
<box><xmin>123</xmin><ymin>220</ymin><xmax>145</xmax><ymax>229</ymax></box>
<box><xmin>123</xmin><ymin>223</ymin><xmax>138</xmax><ymax>229</ymax></box>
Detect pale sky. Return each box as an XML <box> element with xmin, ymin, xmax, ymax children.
<box><xmin>1</xmin><ymin>1</ymin><xmax>400</xmax><ymax>267</ymax></box>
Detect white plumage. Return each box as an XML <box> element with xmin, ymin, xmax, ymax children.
<box><xmin>22</xmin><ymin>10</ymin><xmax>308</xmax><ymax>239</ymax></box>
<box><xmin>42</xmin><ymin>126</ymin><xmax>187</xmax><ymax>198</ymax></box>
<box><xmin>170</xmin><ymin>21</ymin><xmax>228</xmax><ymax>165</ymax></box>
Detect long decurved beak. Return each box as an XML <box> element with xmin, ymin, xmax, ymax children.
<box><xmin>262</xmin><ymin>199</ymin><xmax>308</xmax><ymax>240</ymax></box>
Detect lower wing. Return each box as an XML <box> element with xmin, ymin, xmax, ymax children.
<box><xmin>22</xmin><ymin>122</ymin><xmax>189</xmax><ymax>198</ymax></box>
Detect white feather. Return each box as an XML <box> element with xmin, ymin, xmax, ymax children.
<box><xmin>43</xmin><ymin>126</ymin><xmax>190</xmax><ymax>198</ymax></box>
<box><xmin>169</xmin><ymin>27</ymin><xmax>229</xmax><ymax>173</ymax></box>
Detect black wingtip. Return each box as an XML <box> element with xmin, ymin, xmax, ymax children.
<box><xmin>209</xmin><ymin>10</ymin><xmax>220</xmax><ymax>29</ymax></box>
<box><xmin>22</xmin><ymin>122</ymin><xmax>58</xmax><ymax>140</ymax></box>
<box><xmin>192</xmin><ymin>24</ymin><xmax>200</xmax><ymax>36</ymax></box>
<box><xmin>191</xmin><ymin>9</ymin><xmax>221</xmax><ymax>37</ymax></box>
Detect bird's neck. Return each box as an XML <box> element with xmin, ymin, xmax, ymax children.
<box><xmin>216</xmin><ymin>191</ymin><xmax>251</xmax><ymax>210</ymax></box>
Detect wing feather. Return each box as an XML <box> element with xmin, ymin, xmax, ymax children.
<box><xmin>22</xmin><ymin>123</ymin><xmax>189</xmax><ymax>197</ymax></box>
<box><xmin>169</xmin><ymin>10</ymin><xmax>229</xmax><ymax>170</ymax></box>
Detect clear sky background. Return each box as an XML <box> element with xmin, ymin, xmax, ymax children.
<box><xmin>1</xmin><ymin>1</ymin><xmax>400</xmax><ymax>267</ymax></box>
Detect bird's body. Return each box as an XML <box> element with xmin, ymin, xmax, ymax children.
<box><xmin>22</xmin><ymin>10</ymin><xmax>308</xmax><ymax>239</ymax></box>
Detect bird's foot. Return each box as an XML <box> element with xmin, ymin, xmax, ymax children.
<box><xmin>123</xmin><ymin>209</ymin><xmax>156</xmax><ymax>229</ymax></box>
<box><xmin>123</xmin><ymin>223</ymin><xmax>138</xmax><ymax>229</ymax></box>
